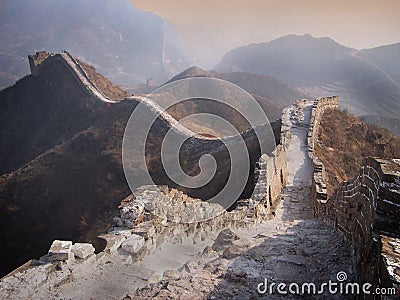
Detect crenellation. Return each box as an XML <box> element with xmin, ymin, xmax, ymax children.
<box><xmin>308</xmin><ymin>96</ymin><xmax>400</xmax><ymax>294</ymax></box>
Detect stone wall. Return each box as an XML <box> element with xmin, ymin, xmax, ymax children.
<box><xmin>307</xmin><ymin>96</ymin><xmax>339</xmax><ymax>215</ymax></box>
<box><xmin>326</xmin><ymin>158</ymin><xmax>400</xmax><ymax>288</ymax></box>
<box><xmin>252</xmin><ymin>144</ymin><xmax>287</xmax><ymax>213</ymax></box>
<box><xmin>0</xmin><ymin>179</ymin><xmax>284</xmax><ymax>298</ymax></box>
<box><xmin>2</xmin><ymin>50</ymin><xmax>290</xmax><ymax>297</ymax></box>
<box><xmin>308</xmin><ymin>97</ymin><xmax>400</xmax><ymax>295</ymax></box>
<box><xmin>0</xmin><ymin>69</ymin><xmax>289</xmax><ymax>296</ymax></box>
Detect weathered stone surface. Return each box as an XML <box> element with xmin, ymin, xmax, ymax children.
<box><xmin>98</xmin><ymin>234</ymin><xmax>126</xmax><ymax>254</ymax></box>
<box><xmin>381</xmin><ymin>235</ymin><xmax>400</xmax><ymax>286</ymax></box>
<box><xmin>162</xmin><ymin>269</ymin><xmax>181</xmax><ymax>280</ymax></box>
<box><xmin>179</xmin><ymin>261</ymin><xmax>198</xmax><ymax>274</ymax></box>
<box><xmin>48</xmin><ymin>240</ymin><xmax>72</xmax><ymax>262</ymax></box>
<box><xmin>212</xmin><ymin>228</ymin><xmax>239</xmax><ymax>252</ymax></box>
<box><xmin>108</xmin><ymin>228</ymin><xmax>133</xmax><ymax>238</ymax></box>
<box><xmin>222</xmin><ymin>244</ymin><xmax>248</xmax><ymax>259</ymax></box>
<box><xmin>121</xmin><ymin>234</ymin><xmax>145</xmax><ymax>254</ymax></box>
<box><xmin>0</xmin><ymin>263</ymin><xmax>54</xmax><ymax>299</ymax></box>
<box><xmin>132</xmin><ymin>222</ymin><xmax>155</xmax><ymax>240</ymax></box>
<box><xmin>141</xmin><ymin>189</ymin><xmax>226</xmax><ymax>223</ymax></box>
<box><xmin>200</xmin><ymin>245</ymin><xmax>218</xmax><ymax>258</ymax></box>
<box><xmin>71</xmin><ymin>243</ymin><xmax>95</xmax><ymax>259</ymax></box>
<box><xmin>68</xmin><ymin>254</ymin><xmax>96</xmax><ymax>273</ymax></box>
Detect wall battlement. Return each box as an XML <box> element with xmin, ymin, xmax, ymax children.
<box><xmin>308</xmin><ymin>97</ymin><xmax>400</xmax><ymax>294</ymax></box>
<box><xmin>307</xmin><ymin>96</ymin><xmax>339</xmax><ymax>212</ymax></box>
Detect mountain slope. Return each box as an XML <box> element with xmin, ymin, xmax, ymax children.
<box><xmin>316</xmin><ymin>108</ymin><xmax>400</xmax><ymax>196</ymax></box>
<box><xmin>0</xmin><ymin>0</ymin><xmax>188</xmax><ymax>87</ymax></box>
<box><xmin>0</xmin><ymin>57</ymin><xmax>136</xmax><ymax>277</ymax></box>
<box><xmin>357</xmin><ymin>43</ymin><xmax>400</xmax><ymax>88</ymax></box>
<box><xmin>165</xmin><ymin>66</ymin><xmax>307</xmax><ymax>122</ymax></box>
<box><xmin>216</xmin><ymin>34</ymin><xmax>400</xmax><ymax>119</ymax></box>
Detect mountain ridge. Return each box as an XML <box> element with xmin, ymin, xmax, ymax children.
<box><xmin>216</xmin><ymin>34</ymin><xmax>400</xmax><ymax>122</ymax></box>
<box><xmin>0</xmin><ymin>0</ymin><xmax>189</xmax><ymax>87</ymax></box>
<box><xmin>165</xmin><ymin>65</ymin><xmax>307</xmax><ymax>122</ymax></box>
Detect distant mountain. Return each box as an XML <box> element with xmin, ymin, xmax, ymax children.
<box><xmin>217</xmin><ymin>34</ymin><xmax>400</xmax><ymax>120</ymax></box>
<box><xmin>0</xmin><ymin>0</ymin><xmax>189</xmax><ymax>87</ymax></box>
<box><xmin>165</xmin><ymin>66</ymin><xmax>307</xmax><ymax>122</ymax></box>
<box><xmin>357</xmin><ymin>43</ymin><xmax>400</xmax><ymax>87</ymax></box>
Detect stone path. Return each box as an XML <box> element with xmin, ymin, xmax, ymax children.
<box><xmin>129</xmin><ymin>100</ymin><xmax>356</xmax><ymax>299</ymax></box>
<box><xmin>26</xmin><ymin>101</ymin><xmax>355</xmax><ymax>299</ymax></box>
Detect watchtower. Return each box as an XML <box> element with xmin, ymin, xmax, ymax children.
<box><xmin>28</xmin><ymin>51</ymin><xmax>51</xmax><ymax>75</ymax></box>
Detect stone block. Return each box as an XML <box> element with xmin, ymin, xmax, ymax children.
<box><xmin>121</xmin><ymin>234</ymin><xmax>145</xmax><ymax>254</ymax></box>
<box><xmin>48</xmin><ymin>240</ymin><xmax>72</xmax><ymax>262</ymax></box>
<box><xmin>71</xmin><ymin>243</ymin><xmax>95</xmax><ymax>259</ymax></box>
<box><xmin>132</xmin><ymin>222</ymin><xmax>155</xmax><ymax>240</ymax></box>
<box><xmin>98</xmin><ymin>234</ymin><xmax>127</xmax><ymax>254</ymax></box>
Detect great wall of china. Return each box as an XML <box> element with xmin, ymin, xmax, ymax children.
<box><xmin>308</xmin><ymin>96</ymin><xmax>400</xmax><ymax>291</ymax></box>
<box><xmin>0</xmin><ymin>52</ymin><xmax>399</xmax><ymax>298</ymax></box>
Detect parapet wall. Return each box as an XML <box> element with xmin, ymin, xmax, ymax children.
<box><xmin>307</xmin><ymin>96</ymin><xmax>339</xmax><ymax>214</ymax></box>
<box><xmin>328</xmin><ymin>158</ymin><xmax>400</xmax><ymax>291</ymax></box>
<box><xmin>308</xmin><ymin>97</ymin><xmax>400</xmax><ymax>293</ymax></box>
<box><xmin>252</xmin><ymin>144</ymin><xmax>287</xmax><ymax>213</ymax></box>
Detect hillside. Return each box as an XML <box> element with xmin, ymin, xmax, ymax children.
<box><xmin>165</xmin><ymin>66</ymin><xmax>307</xmax><ymax>122</ymax></box>
<box><xmin>361</xmin><ymin>114</ymin><xmax>400</xmax><ymax>138</ymax></box>
<box><xmin>358</xmin><ymin>43</ymin><xmax>400</xmax><ymax>86</ymax></box>
<box><xmin>0</xmin><ymin>0</ymin><xmax>189</xmax><ymax>88</ymax></box>
<box><xmin>0</xmin><ymin>57</ymin><xmax>135</xmax><ymax>277</ymax></box>
<box><xmin>77</xmin><ymin>59</ymin><xmax>127</xmax><ymax>100</ymax></box>
<box><xmin>315</xmin><ymin>108</ymin><xmax>400</xmax><ymax>195</ymax></box>
<box><xmin>216</xmin><ymin>34</ymin><xmax>400</xmax><ymax>122</ymax></box>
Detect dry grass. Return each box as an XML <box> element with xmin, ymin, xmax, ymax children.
<box><xmin>77</xmin><ymin>59</ymin><xmax>127</xmax><ymax>100</ymax></box>
<box><xmin>315</xmin><ymin>108</ymin><xmax>400</xmax><ymax>196</ymax></box>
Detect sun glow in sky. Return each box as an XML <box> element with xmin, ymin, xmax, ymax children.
<box><xmin>131</xmin><ymin>0</ymin><xmax>400</xmax><ymax>67</ymax></box>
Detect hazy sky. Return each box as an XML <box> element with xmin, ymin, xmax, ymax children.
<box><xmin>131</xmin><ymin>0</ymin><xmax>400</xmax><ymax>67</ymax></box>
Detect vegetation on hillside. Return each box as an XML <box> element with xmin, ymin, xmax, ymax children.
<box><xmin>77</xmin><ymin>59</ymin><xmax>127</xmax><ymax>100</ymax></box>
<box><xmin>0</xmin><ymin>57</ymin><xmax>132</xmax><ymax>277</ymax></box>
<box><xmin>316</xmin><ymin>108</ymin><xmax>400</xmax><ymax>196</ymax></box>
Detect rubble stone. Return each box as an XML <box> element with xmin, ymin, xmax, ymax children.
<box><xmin>71</xmin><ymin>243</ymin><xmax>95</xmax><ymax>259</ymax></box>
<box><xmin>48</xmin><ymin>240</ymin><xmax>72</xmax><ymax>262</ymax></box>
<box><xmin>121</xmin><ymin>234</ymin><xmax>145</xmax><ymax>254</ymax></box>
<box><xmin>212</xmin><ymin>228</ymin><xmax>239</xmax><ymax>252</ymax></box>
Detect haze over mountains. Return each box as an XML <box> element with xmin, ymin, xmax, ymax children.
<box><xmin>166</xmin><ymin>66</ymin><xmax>306</xmax><ymax>122</ymax></box>
<box><xmin>217</xmin><ymin>34</ymin><xmax>400</xmax><ymax>120</ymax></box>
<box><xmin>0</xmin><ymin>0</ymin><xmax>189</xmax><ymax>88</ymax></box>
<box><xmin>1</xmin><ymin>0</ymin><xmax>399</xmax><ymax>127</ymax></box>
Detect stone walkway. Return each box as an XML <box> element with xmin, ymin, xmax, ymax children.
<box><xmin>26</xmin><ymin>101</ymin><xmax>355</xmax><ymax>299</ymax></box>
<box><xmin>129</xmin><ymin>101</ymin><xmax>356</xmax><ymax>299</ymax></box>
